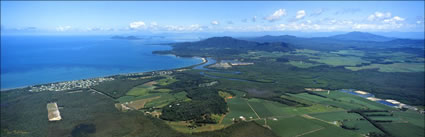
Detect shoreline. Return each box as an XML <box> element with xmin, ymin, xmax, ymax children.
<box><xmin>0</xmin><ymin>56</ymin><xmax>208</xmax><ymax>92</ymax></box>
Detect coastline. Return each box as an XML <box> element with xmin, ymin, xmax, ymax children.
<box><xmin>0</xmin><ymin>56</ymin><xmax>208</xmax><ymax>92</ymax></box>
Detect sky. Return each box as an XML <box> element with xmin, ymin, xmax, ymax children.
<box><xmin>1</xmin><ymin>1</ymin><xmax>424</xmax><ymax>36</ymax></box>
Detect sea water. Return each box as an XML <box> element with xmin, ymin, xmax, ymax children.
<box><xmin>0</xmin><ymin>35</ymin><xmax>202</xmax><ymax>90</ymax></box>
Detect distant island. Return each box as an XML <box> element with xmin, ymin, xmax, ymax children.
<box><xmin>111</xmin><ymin>35</ymin><xmax>142</xmax><ymax>40</ymax></box>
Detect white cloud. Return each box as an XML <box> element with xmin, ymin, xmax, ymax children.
<box><xmin>129</xmin><ymin>21</ymin><xmax>146</xmax><ymax>29</ymax></box>
<box><xmin>56</xmin><ymin>26</ymin><xmax>71</xmax><ymax>32</ymax></box>
<box><xmin>211</xmin><ymin>20</ymin><xmax>220</xmax><ymax>25</ymax></box>
<box><xmin>265</xmin><ymin>9</ymin><xmax>286</xmax><ymax>22</ymax></box>
<box><xmin>150</xmin><ymin>22</ymin><xmax>158</xmax><ymax>26</ymax></box>
<box><xmin>383</xmin><ymin>16</ymin><xmax>405</xmax><ymax>23</ymax></box>
<box><xmin>306</xmin><ymin>20</ymin><xmax>312</xmax><ymax>24</ymax></box>
<box><xmin>296</xmin><ymin>10</ymin><xmax>306</xmax><ymax>19</ymax></box>
<box><xmin>368</xmin><ymin>12</ymin><xmax>392</xmax><ymax>21</ymax></box>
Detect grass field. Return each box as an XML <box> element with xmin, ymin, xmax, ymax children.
<box><xmin>116</xmin><ymin>93</ymin><xmax>162</xmax><ymax>103</ymax></box>
<box><xmin>166</xmin><ymin>121</ymin><xmax>227</xmax><ymax>133</ymax></box>
<box><xmin>341</xmin><ymin>120</ymin><xmax>383</xmax><ymax>135</ymax></box>
<box><xmin>287</xmin><ymin>61</ymin><xmax>321</xmax><ymax>68</ymax></box>
<box><xmin>222</xmin><ymin>97</ymin><xmax>258</xmax><ymax>124</ymax></box>
<box><xmin>144</xmin><ymin>92</ymin><xmax>191</xmax><ymax>108</ymax></box>
<box><xmin>310</xmin><ymin>56</ymin><xmax>370</xmax><ymax>67</ymax></box>
<box><xmin>267</xmin><ymin>116</ymin><xmax>324</xmax><ymax>137</ymax></box>
<box><xmin>345</xmin><ymin>63</ymin><xmax>425</xmax><ymax>72</ymax></box>
<box><xmin>290</xmin><ymin>91</ymin><xmax>394</xmax><ymax>110</ymax></box>
<box><xmin>126</xmin><ymin>83</ymin><xmax>157</xmax><ymax>96</ymax></box>
<box><xmin>331</xmin><ymin>50</ymin><xmax>365</xmax><ymax>57</ymax></box>
<box><xmin>315</xmin><ymin>91</ymin><xmax>393</xmax><ymax>110</ymax></box>
<box><xmin>392</xmin><ymin>111</ymin><xmax>425</xmax><ymax>128</ymax></box>
<box><xmin>156</xmin><ymin>77</ymin><xmax>178</xmax><ymax>86</ymax></box>
<box><xmin>309</xmin><ymin>111</ymin><xmax>362</xmax><ymax>122</ymax></box>
<box><xmin>380</xmin><ymin>123</ymin><xmax>425</xmax><ymax>137</ymax></box>
<box><xmin>125</xmin><ymin>96</ymin><xmax>161</xmax><ymax>110</ymax></box>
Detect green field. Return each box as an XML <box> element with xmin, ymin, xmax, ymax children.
<box><xmin>126</xmin><ymin>84</ymin><xmax>156</xmax><ymax>96</ymax></box>
<box><xmin>380</xmin><ymin>123</ymin><xmax>425</xmax><ymax>137</ymax></box>
<box><xmin>392</xmin><ymin>111</ymin><xmax>425</xmax><ymax>128</ymax></box>
<box><xmin>290</xmin><ymin>91</ymin><xmax>394</xmax><ymax>110</ymax></box>
<box><xmin>315</xmin><ymin>91</ymin><xmax>393</xmax><ymax>110</ymax></box>
<box><xmin>345</xmin><ymin>63</ymin><xmax>425</xmax><ymax>72</ymax></box>
<box><xmin>331</xmin><ymin>50</ymin><xmax>365</xmax><ymax>56</ymax></box>
<box><xmin>310</xmin><ymin>111</ymin><xmax>362</xmax><ymax>122</ymax></box>
<box><xmin>222</xmin><ymin>97</ymin><xmax>257</xmax><ymax>124</ymax></box>
<box><xmin>267</xmin><ymin>116</ymin><xmax>324</xmax><ymax>137</ymax></box>
<box><xmin>287</xmin><ymin>61</ymin><xmax>321</xmax><ymax>68</ymax></box>
<box><xmin>310</xmin><ymin>56</ymin><xmax>370</xmax><ymax>67</ymax></box>
<box><xmin>156</xmin><ymin>77</ymin><xmax>178</xmax><ymax>86</ymax></box>
<box><xmin>144</xmin><ymin>92</ymin><xmax>191</xmax><ymax>108</ymax></box>
<box><xmin>341</xmin><ymin>120</ymin><xmax>383</xmax><ymax>134</ymax></box>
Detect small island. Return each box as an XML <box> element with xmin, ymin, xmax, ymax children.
<box><xmin>111</xmin><ymin>35</ymin><xmax>141</xmax><ymax>40</ymax></box>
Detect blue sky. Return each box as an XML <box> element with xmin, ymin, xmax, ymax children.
<box><xmin>1</xmin><ymin>1</ymin><xmax>424</xmax><ymax>35</ymax></box>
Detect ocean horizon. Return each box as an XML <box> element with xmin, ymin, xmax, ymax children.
<box><xmin>0</xmin><ymin>35</ymin><xmax>202</xmax><ymax>90</ymax></box>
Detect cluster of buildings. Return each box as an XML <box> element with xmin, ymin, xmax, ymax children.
<box><xmin>230</xmin><ymin>62</ymin><xmax>254</xmax><ymax>66</ymax></box>
<box><xmin>29</xmin><ymin>77</ymin><xmax>114</xmax><ymax>92</ymax></box>
<box><xmin>155</xmin><ymin>71</ymin><xmax>173</xmax><ymax>76</ymax></box>
<box><xmin>210</xmin><ymin>61</ymin><xmax>254</xmax><ymax>69</ymax></box>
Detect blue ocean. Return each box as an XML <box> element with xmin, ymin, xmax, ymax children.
<box><xmin>0</xmin><ymin>35</ymin><xmax>202</xmax><ymax>90</ymax></box>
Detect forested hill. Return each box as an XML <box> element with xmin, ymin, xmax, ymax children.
<box><xmin>241</xmin><ymin>32</ymin><xmax>424</xmax><ymax>51</ymax></box>
<box><xmin>153</xmin><ymin>36</ymin><xmax>291</xmax><ymax>57</ymax></box>
<box><xmin>329</xmin><ymin>31</ymin><xmax>396</xmax><ymax>42</ymax></box>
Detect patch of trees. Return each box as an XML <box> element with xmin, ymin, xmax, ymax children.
<box><xmin>305</xmin><ymin>91</ymin><xmax>328</xmax><ymax>98</ymax></box>
<box><xmin>160</xmin><ymin>88</ymin><xmax>227</xmax><ymax>122</ymax></box>
<box><xmin>160</xmin><ymin>72</ymin><xmax>216</xmax><ymax>93</ymax></box>
<box><xmin>158</xmin><ymin>72</ymin><xmax>228</xmax><ymax>122</ymax></box>
<box><xmin>340</xmin><ymin>125</ymin><xmax>359</xmax><ymax>130</ymax></box>
<box><xmin>365</xmin><ymin>114</ymin><xmax>393</xmax><ymax>117</ymax></box>
<box><xmin>348</xmin><ymin>109</ymin><xmax>391</xmax><ymax>136</ymax></box>
<box><xmin>71</xmin><ymin>123</ymin><xmax>96</xmax><ymax>137</ymax></box>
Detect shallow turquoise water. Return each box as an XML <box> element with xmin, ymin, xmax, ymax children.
<box><xmin>1</xmin><ymin>35</ymin><xmax>202</xmax><ymax>90</ymax></box>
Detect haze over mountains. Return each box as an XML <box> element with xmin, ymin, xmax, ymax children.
<box><xmin>328</xmin><ymin>31</ymin><xmax>396</xmax><ymax>42</ymax></box>
<box><xmin>240</xmin><ymin>31</ymin><xmax>424</xmax><ymax>51</ymax></box>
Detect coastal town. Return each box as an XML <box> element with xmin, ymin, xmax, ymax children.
<box><xmin>28</xmin><ymin>77</ymin><xmax>115</xmax><ymax>92</ymax></box>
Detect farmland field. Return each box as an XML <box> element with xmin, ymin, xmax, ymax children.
<box><xmin>345</xmin><ymin>63</ymin><xmax>425</xmax><ymax>72</ymax></box>
<box><xmin>309</xmin><ymin>111</ymin><xmax>362</xmax><ymax>122</ymax></box>
<box><xmin>310</xmin><ymin>56</ymin><xmax>370</xmax><ymax>67</ymax></box>
<box><xmin>222</xmin><ymin>97</ymin><xmax>258</xmax><ymax>124</ymax></box>
<box><xmin>341</xmin><ymin>120</ymin><xmax>383</xmax><ymax>134</ymax></box>
<box><xmin>267</xmin><ymin>116</ymin><xmax>324</xmax><ymax>137</ymax></box>
<box><xmin>380</xmin><ymin>123</ymin><xmax>425</xmax><ymax>137</ymax></box>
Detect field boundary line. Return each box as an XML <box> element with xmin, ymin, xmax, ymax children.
<box><xmin>246</xmin><ymin>100</ymin><xmax>261</xmax><ymax>119</ymax></box>
<box><xmin>294</xmin><ymin>127</ymin><xmax>325</xmax><ymax>137</ymax></box>
<box><xmin>301</xmin><ymin>114</ymin><xmax>336</xmax><ymax>126</ymax></box>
